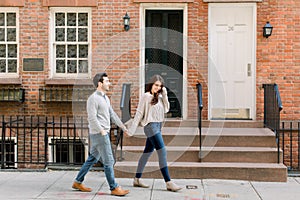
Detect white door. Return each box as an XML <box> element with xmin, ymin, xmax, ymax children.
<box><xmin>208</xmin><ymin>3</ymin><xmax>256</xmax><ymax>120</ymax></box>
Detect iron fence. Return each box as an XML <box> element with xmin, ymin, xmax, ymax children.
<box><xmin>263</xmin><ymin>83</ymin><xmax>283</xmax><ymax>164</ymax></box>
<box><xmin>0</xmin><ymin>115</ymin><xmax>122</xmax><ymax>169</ymax></box>
<box><xmin>279</xmin><ymin>121</ymin><xmax>300</xmax><ymax>171</ymax></box>
<box><xmin>0</xmin><ymin>83</ymin><xmax>131</xmax><ymax>169</ymax></box>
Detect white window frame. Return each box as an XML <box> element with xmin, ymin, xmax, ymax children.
<box><xmin>48</xmin><ymin>137</ymin><xmax>88</xmax><ymax>163</ymax></box>
<box><xmin>0</xmin><ymin>7</ymin><xmax>19</xmax><ymax>78</ymax></box>
<box><xmin>49</xmin><ymin>7</ymin><xmax>92</xmax><ymax>79</ymax></box>
<box><xmin>0</xmin><ymin>137</ymin><xmax>17</xmax><ymax>168</ymax></box>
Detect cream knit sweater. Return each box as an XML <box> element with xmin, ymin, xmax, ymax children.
<box><xmin>128</xmin><ymin>91</ymin><xmax>169</xmax><ymax>136</ymax></box>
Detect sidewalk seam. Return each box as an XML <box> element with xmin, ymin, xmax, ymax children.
<box><xmin>250</xmin><ymin>182</ymin><xmax>263</xmax><ymax>200</ymax></box>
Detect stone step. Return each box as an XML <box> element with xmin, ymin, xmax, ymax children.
<box><xmin>123</xmin><ymin>127</ymin><xmax>277</xmax><ymax>148</ymax></box>
<box><xmin>164</xmin><ymin>119</ymin><xmax>264</xmax><ymax>128</ymax></box>
<box><xmin>114</xmin><ymin>161</ymin><xmax>287</xmax><ymax>182</ymax></box>
<box><xmin>117</xmin><ymin>146</ymin><xmax>281</xmax><ymax>163</ymax></box>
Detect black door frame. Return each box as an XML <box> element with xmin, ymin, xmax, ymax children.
<box><xmin>144</xmin><ymin>9</ymin><xmax>184</xmax><ymax>118</ymax></box>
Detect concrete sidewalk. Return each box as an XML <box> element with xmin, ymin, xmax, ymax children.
<box><xmin>0</xmin><ymin>170</ymin><xmax>300</xmax><ymax>200</ymax></box>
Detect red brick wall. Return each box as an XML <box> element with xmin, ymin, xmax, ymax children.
<box><xmin>257</xmin><ymin>1</ymin><xmax>300</xmax><ymax>121</ymax></box>
<box><xmin>0</xmin><ymin>0</ymin><xmax>299</xmax><ymax>122</ymax></box>
<box><xmin>19</xmin><ymin>0</ymin><xmax>49</xmax><ymax>115</ymax></box>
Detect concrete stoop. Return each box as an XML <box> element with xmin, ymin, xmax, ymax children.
<box><xmin>115</xmin><ymin>120</ymin><xmax>287</xmax><ymax>182</ymax></box>
<box><xmin>114</xmin><ymin>161</ymin><xmax>287</xmax><ymax>182</ymax></box>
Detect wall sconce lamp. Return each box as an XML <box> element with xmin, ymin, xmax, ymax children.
<box><xmin>263</xmin><ymin>21</ymin><xmax>273</xmax><ymax>38</ymax></box>
<box><xmin>123</xmin><ymin>12</ymin><xmax>130</xmax><ymax>31</ymax></box>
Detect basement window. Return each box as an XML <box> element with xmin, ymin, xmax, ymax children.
<box><xmin>0</xmin><ymin>8</ymin><xmax>19</xmax><ymax>78</ymax></box>
<box><xmin>50</xmin><ymin>7</ymin><xmax>91</xmax><ymax>79</ymax></box>
<box><xmin>48</xmin><ymin>138</ymin><xmax>87</xmax><ymax>165</ymax></box>
<box><xmin>0</xmin><ymin>138</ymin><xmax>17</xmax><ymax>168</ymax></box>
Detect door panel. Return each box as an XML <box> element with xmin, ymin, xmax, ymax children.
<box><xmin>145</xmin><ymin>10</ymin><xmax>183</xmax><ymax>118</ymax></box>
<box><xmin>209</xmin><ymin>4</ymin><xmax>255</xmax><ymax>120</ymax></box>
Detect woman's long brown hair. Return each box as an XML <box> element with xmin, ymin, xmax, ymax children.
<box><xmin>145</xmin><ymin>75</ymin><xmax>165</xmax><ymax>105</ymax></box>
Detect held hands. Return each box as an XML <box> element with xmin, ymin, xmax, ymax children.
<box><xmin>122</xmin><ymin>125</ymin><xmax>131</xmax><ymax>137</ymax></box>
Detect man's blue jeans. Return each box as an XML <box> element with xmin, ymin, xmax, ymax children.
<box><xmin>135</xmin><ymin>122</ymin><xmax>171</xmax><ymax>182</ymax></box>
<box><xmin>75</xmin><ymin>133</ymin><xmax>118</xmax><ymax>190</ymax></box>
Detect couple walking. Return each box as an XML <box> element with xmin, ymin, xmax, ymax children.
<box><xmin>71</xmin><ymin>72</ymin><xmax>182</xmax><ymax>196</ymax></box>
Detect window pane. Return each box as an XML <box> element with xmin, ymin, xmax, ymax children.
<box><xmin>0</xmin><ymin>13</ymin><xmax>4</xmax><ymax>26</ymax></box>
<box><xmin>8</xmin><ymin>44</ymin><xmax>17</xmax><ymax>58</ymax></box>
<box><xmin>56</xmin><ymin>45</ymin><xmax>65</xmax><ymax>58</ymax></box>
<box><xmin>79</xmin><ymin>45</ymin><xmax>88</xmax><ymax>58</ymax></box>
<box><xmin>56</xmin><ymin>60</ymin><xmax>65</xmax><ymax>73</ymax></box>
<box><xmin>55</xmin><ymin>13</ymin><xmax>65</xmax><ymax>26</ymax></box>
<box><xmin>67</xmin><ymin>45</ymin><xmax>77</xmax><ymax>58</ymax></box>
<box><xmin>0</xmin><ymin>44</ymin><xmax>6</xmax><ymax>57</ymax></box>
<box><xmin>7</xmin><ymin>13</ymin><xmax>16</xmax><ymax>26</ymax></box>
<box><xmin>79</xmin><ymin>60</ymin><xmax>88</xmax><ymax>73</ymax></box>
<box><xmin>67</xmin><ymin>60</ymin><xmax>77</xmax><ymax>73</ymax></box>
<box><xmin>73</xmin><ymin>143</ymin><xmax>85</xmax><ymax>163</ymax></box>
<box><xmin>78</xmin><ymin>28</ymin><xmax>87</xmax><ymax>42</ymax></box>
<box><xmin>7</xmin><ymin>28</ymin><xmax>16</xmax><ymax>41</ymax></box>
<box><xmin>67</xmin><ymin>13</ymin><xmax>76</xmax><ymax>26</ymax></box>
<box><xmin>56</xmin><ymin>143</ymin><xmax>68</xmax><ymax>163</ymax></box>
<box><xmin>78</xmin><ymin>13</ymin><xmax>88</xmax><ymax>26</ymax></box>
<box><xmin>8</xmin><ymin>60</ymin><xmax>17</xmax><ymax>73</ymax></box>
<box><xmin>0</xmin><ymin>28</ymin><xmax>5</xmax><ymax>41</ymax></box>
<box><xmin>0</xmin><ymin>60</ymin><xmax>5</xmax><ymax>72</ymax></box>
<box><xmin>55</xmin><ymin>28</ymin><xmax>65</xmax><ymax>42</ymax></box>
<box><xmin>67</xmin><ymin>28</ymin><xmax>76</xmax><ymax>41</ymax></box>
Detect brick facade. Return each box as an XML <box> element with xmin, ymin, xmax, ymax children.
<box><xmin>0</xmin><ymin>0</ymin><xmax>299</xmax><ymax>121</ymax></box>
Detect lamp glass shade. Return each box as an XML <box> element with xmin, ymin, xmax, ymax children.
<box><xmin>263</xmin><ymin>22</ymin><xmax>273</xmax><ymax>38</ymax></box>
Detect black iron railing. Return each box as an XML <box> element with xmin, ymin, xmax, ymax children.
<box><xmin>263</xmin><ymin>83</ymin><xmax>283</xmax><ymax>131</ymax></box>
<box><xmin>196</xmin><ymin>83</ymin><xmax>203</xmax><ymax>161</ymax></box>
<box><xmin>279</xmin><ymin>121</ymin><xmax>300</xmax><ymax>171</ymax></box>
<box><xmin>0</xmin><ymin>83</ymin><xmax>131</xmax><ymax>169</ymax></box>
<box><xmin>263</xmin><ymin>83</ymin><xmax>283</xmax><ymax>163</ymax></box>
<box><xmin>118</xmin><ymin>83</ymin><xmax>131</xmax><ymax>161</ymax></box>
<box><xmin>0</xmin><ymin>115</ymin><xmax>123</xmax><ymax>169</ymax></box>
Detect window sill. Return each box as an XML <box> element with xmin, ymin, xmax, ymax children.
<box><xmin>203</xmin><ymin>0</ymin><xmax>261</xmax><ymax>2</ymax></box>
<box><xmin>42</xmin><ymin>0</ymin><xmax>97</xmax><ymax>6</ymax></box>
<box><xmin>0</xmin><ymin>78</ymin><xmax>22</xmax><ymax>85</ymax></box>
<box><xmin>0</xmin><ymin>0</ymin><xmax>25</xmax><ymax>6</ymax></box>
<box><xmin>133</xmin><ymin>0</ymin><xmax>194</xmax><ymax>2</ymax></box>
<box><xmin>45</xmin><ymin>78</ymin><xmax>93</xmax><ymax>86</ymax></box>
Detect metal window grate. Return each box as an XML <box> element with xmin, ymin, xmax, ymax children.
<box><xmin>0</xmin><ymin>88</ymin><xmax>24</xmax><ymax>102</ymax></box>
<box><xmin>39</xmin><ymin>88</ymin><xmax>93</xmax><ymax>102</ymax></box>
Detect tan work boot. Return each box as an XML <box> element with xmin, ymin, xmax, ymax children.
<box><xmin>111</xmin><ymin>186</ymin><xmax>130</xmax><ymax>196</ymax></box>
<box><xmin>72</xmin><ymin>182</ymin><xmax>92</xmax><ymax>192</ymax></box>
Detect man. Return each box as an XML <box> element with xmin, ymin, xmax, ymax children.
<box><xmin>72</xmin><ymin>72</ymin><xmax>130</xmax><ymax>196</ymax></box>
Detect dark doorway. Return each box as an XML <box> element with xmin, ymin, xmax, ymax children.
<box><xmin>145</xmin><ymin>10</ymin><xmax>183</xmax><ymax>118</ymax></box>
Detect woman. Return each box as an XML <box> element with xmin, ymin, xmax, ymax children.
<box><xmin>128</xmin><ymin>74</ymin><xmax>182</xmax><ymax>192</ymax></box>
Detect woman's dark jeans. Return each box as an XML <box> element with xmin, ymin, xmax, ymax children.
<box><xmin>135</xmin><ymin>122</ymin><xmax>171</xmax><ymax>182</ymax></box>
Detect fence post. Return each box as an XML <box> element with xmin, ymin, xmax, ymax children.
<box><xmin>196</xmin><ymin>83</ymin><xmax>203</xmax><ymax>162</ymax></box>
<box><xmin>120</xmin><ymin>83</ymin><xmax>131</xmax><ymax>123</ymax></box>
<box><xmin>44</xmin><ymin>117</ymin><xmax>48</xmax><ymax>168</ymax></box>
<box><xmin>119</xmin><ymin>83</ymin><xmax>131</xmax><ymax>161</ymax></box>
<box><xmin>1</xmin><ymin>117</ymin><xmax>6</xmax><ymax>169</ymax></box>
